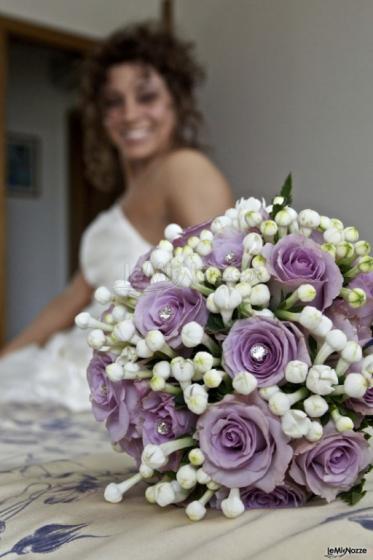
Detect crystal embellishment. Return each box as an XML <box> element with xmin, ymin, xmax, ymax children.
<box><xmin>249</xmin><ymin>344</ymin><xmax>269</xmax><ymax>362</ymax></box>
<box><xmin>159</xmin><ymin>305</ymin><xmax>174</xmax><ymax>321</ymax></box>
<box><xmin>157</xmin><ymin>421</ymin><xmax>170</xmax><ymax>435</ymax></box>
<box><xmin>224</xmin><ymin>251</ymin><xmax>236</xmax><ymax>264</ymax></box>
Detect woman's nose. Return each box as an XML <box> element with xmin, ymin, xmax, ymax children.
<box><xmin>122</xmin><ymin>98</ymin><xmax>141</xmax><ymax>122</ymax></box>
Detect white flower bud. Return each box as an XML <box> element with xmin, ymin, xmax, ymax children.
<box><xmin>298</xmin><ymin>209</ymin><xmax>320</xmax><ymax>229</ymax></box>
<box><xmin>321</xmin><ymin>243</ymin><xmax>337</xmax><ymax>258</ymax></box>
<box><xmin>245</xmin><ymin>210</ymin><xmax>262</xmax><ymax>227</ymax></box>
<box><xmin>200</xmin><ymin>229</ymin><xmax>214</xmax><ymax>241</ymax></box>
<box><xmin>319</xmin><ymin>216</ymin><xmax>332</xmax><ymax>231</ymax></box>
<box><xmin>345</xmin><ymin>288</ymin><xmax>367</xmax><ymax>308</ymax></box>
<box><xmin>221</xmin><ymin>488</ymin><xmax>245</xmax><ymax>519</ymax></box>
<box><xmin>235</xmin><ymin>282</ymin><xmax>252</xmax><ymax>299</ymax></box>
<box><xmin>223</xmin><ymin>266</ymin><xmax>241</xmax><ymax>284</ymax></box>
<box><xmin>297</xmin><ymin>284</ymin><xmax>316</xmax><ymax>302</ymax></box>
<box><xmin>260</xmin><ymin>220</ymin><xmax>278</xmax><ymax>239</ymax></box>
<box><xmin>325</xmin><ymin>329</ymin><xmax>348</xmax><ymax>351</ymax></box>
<box><xmin>171</xmin><ymin>357</ymin><xmax>194</xmax><ymax>383</ymax></box>
<box><xmin>206</xmin><ymin>293</ymin><xmax>220</xmax><ymax>313</ymax></box>
<box><xmin>105</xmin><ymin>362</ymin><xmax>124</xmax><ymax>382</ymax></box>
<box><xmin>272</xmin><ymin>196</ymin><xmax>284</xmax><ymax>205</ymax></box>
<box><xmin>193</xmin><ymin>351</ymin><xmax>215</xmax><ymax>374</ymax></box>
<box><xmin>203</xmin><ymin>369</ymin><xmax>224</xmax><ymax>388</ymax></box>
<box><xmin>104</xmin><ymin>482</ymin><xmax>124</xmax><ymax>503</ymax></box>
<box><xmin>259</xmin><ymin>385</ymin><xmax>280</xmax><ymax>400</ymax></box>
<box><xmin>303</xmin><ymin>395</ymin><xmax>329</xmax><ymax>417</ymax></box>
<box><xmin>343</xmin><ymin>226</ymin><xmax>359</xmax><ymax>243</ymax></box>
<box><xmin>323</xmin><ymin>228</ymin><xmax>344</xmax><ymax>244</ymax></box>
<box><xmin>155</xmin><ymin>482</ymin><xmax>176</xmax><ymax>507</ymax></box>
<box><xmin>196</xmin><ymin>468</ymin><xmax>211</xmax><ymax>484</ymax></box>
<box><xmin>170</xmin><ymin>266</ymin><xmax>193</xmax><ymax>288</ymax></box>
<box><xmin>331</xmin><ymin>409</ymin><xmax>354</xmax><ymax>432</ymax></box>
<box><xmin>232</xmin><ymin>371</ymin><xmax>258</xmax><ymax>395</ymax></box>
<box><xmin>362</xmin><ymin>355</ymin><xmax>373</xmax><ymax>378</ymax></box>
<box><xmin>113</xmin><ymin>319</ymin><xmax>136</xmax><ymax>342</ymax></box>
<box><xmin>94</xmin><ymin>286</ymin><xmax>112</xmax><ymax>305</ymax></box>
<box><xmin>312</xmin><ymin>315</ymin><xmax>333</xmax><ymax>338</ymax></box>
<box><xmin>142</xmin><ymin>260</ymin><xmax>155</xmax><ymax>277</ymax></box>
<box><xmin>139</xmin><ymin>464</ymin><xmax>154</xmax><ymax>479</ymax></box>
<box><xmin>281</xmin><ymin>410</ymin><xmax>312</xmax><ymax>439</ymax></box>
<box><xmin>250</xmin><ymin>284</ymin><xmax>271</xmax><ymax>307</ymax></box>
<box><xmin>341</xmin><ymin>341</ymin><xmax>363</xmax><ymax>364</ymax></box>
<box><xmin>150</xmin><ymin>272</ymin><xmax>169</xmax><ymax>283</ymax></box>
<box><xmin>184</xmin><ymin>384</ymin><xmax>209</xmax><ymax>414</ymax></box>
<box><xmin>151</xmin><ymin>249</ymin><xmax>172</xmax><ymax>270</ymax></box>
<box><xmin>145</xmin><ymin>485</ymin><xmax>157</xmax><ymax>504</ymax></box>
<box><xmin>136</xmin><ymin>339</ymin><xmax>153</xmax><ymax>358</ymax></box>
<box><xmin>306</xmin><ymin>365</ymin><xmax>338</xmax><ymax>395</ymax></box>
<box><xmin>211</xmin><ymin>215</ymin><xmax>232</xmax><ymax>233</ymax></box>
<box><xmin>269</xmin><ymin>392</ymin><xmax>292</xmax><ymax>415</ymax></box>
<box><xmin>164</xmin><ymin>223</ymin><xmax>183</xmax><ymax>241</ymax></box>
<box><xmin>123</xmin><ymin>362</ymin><xmax>140</xmax><ymax>380</ymax></box>
<box><xmin>112</xmin><ymin>305</ymin><xmax>127</xmax><ymax>322</ymax></box>
<box><xmin>187</xmin><ymin>236</ymin><xmax>200</xmax><ymax>249</ymax></box>
<box><xmin>87</xmin><ymin>329</ymin><xmax>106</xmax><ymax>350</ymax></box>
<box><xmin>344</xmin><ymin>373</ymin><xmax>368</xmax><ymax>398</ymax></box>
<box><xmin>298</xmin><ymin>306</ymin><xmax>323</xmax><ymax>331</ymax></box>
<box><xmin>213</xmin><ymin>285</ymin><xmax>242</xmax><ymax>310</ymax></box>
<box><xmin>195</xmin><ymin>239</ymin><xmax>212</xmax><ymax>256</ymax></box>
<box><xmin>355</xmin><ymin>240</ymin><xmax>371</xmax><ymax>256</ymax></box>
<box><xmin>113</xmin><ymin>279</ymin><xmax>139</xmax><ymax>298</ymax></box>
<box><xmin>141</xmin><ymin>444</ymin><xmax>167</xmax><ymax>469</ymax></box>
<box><xmin>188</xmin><ymin>448</ymin><xmax>205</xmax><ymax>466</ymax></box>
<box><xmin>205</xmin><ymin>266</ymin><xmax>221</xmax><ymax>285</ymax></box>
<box><xmin>150</xmin><ymin>375</ymin><xmax>166</xmax><ymax>391</ymax></box>
<box><xmin>253</xmin><ymin>308</ymin><xmax>274</xmax><ymax>318</ymax></box>
<box><xmin>275</xmin><ymin>208</ymin><xmax>294</xmax><ymax>227</ymax></box>
<box><xmin>243</xmin><ymin>232</ymin><xmax>263</xmax><ymax>254</ymax></box>
<box><xmin>285</xmin><ymin>361</ymin><xmax>309</xmax><ymax>383</ymax></box>
<box><xmin>306</xmin><ymin>421</ymin><xmax>323</xmax><ymax>442</ymax></box>
<box><xmin>158</xmin><ymin>239</ymin><xmax>174</xmax><ymax>252</ymax></box>
<box><xmin>185</xmin><ymin>501</ymin><xmax>207</xmax><ymax>521</ymax></box>
<box><xmin>336</xmin><ymin>242</ymin><xmax>354</xmax><ymax>260</ymax></box>
<box><xmin>181</xmin><ymin>322</ymin><xmax>204</xmax><ymax>347</ymax></box>
<box><xmin>330</xmin><ymin>218</ymin><xmax>344</xmax><ymax>231</ymax></box>
<box><xmin>153</xmin><ymin>361</ymin><xmax>171</xmax><ymax>379</ymax></box>
<box><xmin>145</xmin><ymin>330</ymin><xmax>165</xmax><ymax>352</ymax></box>
<box><xmin>176</xmin><ymin>464</ymin><xmax>197</xmax><ymax>489</ymax></box>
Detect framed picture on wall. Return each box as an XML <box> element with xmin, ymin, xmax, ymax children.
<box><xmin>6</xmin><ymin>132</ymin><xmax>40</xmax><ymax>197</ymax></box>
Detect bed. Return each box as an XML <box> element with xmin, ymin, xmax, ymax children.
<box><xmin>0</xmin><ymin>402</ymin><xmax>372</xmax><ymax>560</ymax></box>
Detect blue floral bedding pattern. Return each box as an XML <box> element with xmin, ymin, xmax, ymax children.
<box><xmin>0</xmin><ymin>403</ymin><xmax>372</xmax><ymax>560</ymax></box>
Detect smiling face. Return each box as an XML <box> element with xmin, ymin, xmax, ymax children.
<box><xmin>101</xmin><ymin>63</ymin><xmax>177</xmax><ymax>163</ymax></box>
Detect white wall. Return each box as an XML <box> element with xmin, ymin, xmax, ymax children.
<box><xmin>6</xmin><ymin>42</ymin><xmax>75</xmax><ymax>339</ymax></box>
<box><xmin>0</xmin><ymin>0</ymin><xmax>159</xmax><ymax>38</ymax></box>
<box><xmin>177</xmin><ymin>0</ymin><xmax>373</xmax><ymax>241</ymax></box>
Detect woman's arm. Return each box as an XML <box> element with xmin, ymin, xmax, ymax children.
<box><xmin>163</xmin><ymin>149</ymin><xmax>235</xmax><ymax>226</ymax></box>
<box><xmin>0</xmin><ymin>271</ymin><xmax>94</xmax><ymax>356</ymax></box>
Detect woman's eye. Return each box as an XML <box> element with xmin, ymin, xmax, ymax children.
<box><xmin>138</xmin><ymin>91</ymin><xmax>158</xmax><ymax>104</ymax></box>
<box><xmin>103</xmin><ymin>97</ymin><xmax>123</xmax><ymax>111</ymax></box>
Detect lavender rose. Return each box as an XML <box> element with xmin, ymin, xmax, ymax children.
<box><xmin>213</xmin><ymin>481</ymin><xmax>308</xmax><ymax>509</ymax></box>
<box><xmin>134</xmin><ymin>281</ymin><xmax>208</xmax><ymax>348</ymax></box>
<box><xmin>289</xmin><ymin>425</ymin><xmax>372</xmax><ymax>502</ymax></box>
<box><xmin>196</xmin><ymin>393</ymin><xmax>293</xmax><ymax>490</ymax></box>
<box><xmin>141</xmin><ymin>391</ymin><xmax>196</xmax><ymax>445</ymax></box>
<box><xmin>128</xmin><ymin>249</ymin><xmax>152</xmax><ymax>290</ymax></box>
<box><xmin>346</xmin><ymin>387</ymin><xmax>373</xmax><ymax>415</ymax></box>
<box><xmin>262</xmin><ymin>234</ymin><xmax>343</xmax><ymax>310</ymax></box>
<box><xmin>222</xmin><ymin>316</ymin><xmax>310</xmax><ymax>386</ymax></box>
<box><xmin>205</xmin><ymin>229</ymin><xmax>245</xmax><ymax>269</ymax></box>
<box><xmin>87</xmin><ymin>351</ymin><xmax>147</xmax><ymax>443</ymax></box>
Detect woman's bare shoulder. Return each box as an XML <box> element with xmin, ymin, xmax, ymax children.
<box><xmin>160</xmin><ymin>149</ymin><xmax>235</xmax><ymax>226</ymax></box>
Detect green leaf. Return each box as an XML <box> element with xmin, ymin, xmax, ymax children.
<box><xmin>339</xmin><ymin>478</ymin><xmax>367</xmax><ymax>506</ymax></box>
<box><xmin>206</xmin><ymin>313</ymin><xmax>226</xmax><ymax>334</ymax></box>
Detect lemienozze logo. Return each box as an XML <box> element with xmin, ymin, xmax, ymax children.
<box><xmin>324</xmin><ymin>546</ymin><xmax>368</xmax><ymax>558</ymax></box>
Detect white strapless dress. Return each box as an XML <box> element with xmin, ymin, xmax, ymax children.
<box><xmin>0</xmin><ymin>204</ymin><xmax>152</xmax><ymax>411</ymax></box>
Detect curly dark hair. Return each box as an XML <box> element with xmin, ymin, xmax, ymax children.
<box><xmin>80</xmin><ymin>21</ymin><xmax>206</xmax><ymax>192</ymax></box>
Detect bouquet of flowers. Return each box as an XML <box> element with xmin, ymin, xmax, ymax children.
<box><xmin>76</xmin><ymin>176</ymin><xmax>373</xmax><ymax>520</ymax></box>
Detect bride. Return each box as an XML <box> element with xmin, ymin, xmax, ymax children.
<box><xmin>0</xmin><ymin>22</ymin><xmax>233</xmax><ymax>410</ymax></box>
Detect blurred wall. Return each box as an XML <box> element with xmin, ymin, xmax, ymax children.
<box><xmin>177</xmin><ymin>0</ymin><xmax>373</xmax><ymax>240</ymax></box>
<box><xmin>6</xmin><ymin>43</ymin><xmax>75</xmax><ymax>339</ymax></box>
<box><xmin>0</xmin><ymin>0</ymin><xmax>159</xmax><ymax>37</ymax></box>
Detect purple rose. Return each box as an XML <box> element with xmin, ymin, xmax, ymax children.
<box><xmin>222</xmin><ymin>316</ymin><xmax>310</xmax><ymax>386</ymax></box>
<box><xmin>289</xmin><ymin>425</ymin><xmax>372</xmax><ymax>502</ymax></box>
<box><xmin>262</xmin><ymin>234</ymin><xmax>343</xmax><ymax>310</ymax></box>
<box><xmin>134</xmin><ymin>281</ymin><xmax>208</xmax><ymax>348</ymax></box>
<box><xmin>141</xmin><ymin>391</ymin><xmax>196</xmax><ymax>445</ymax></box>
<box><xmin>204</xmin><ymin>229</ymin><xmax>245</xmax><ymax>269</ymax></box>
<box><xmin>196</xmin><ymin>393</ymin><xmax>293</xmax><ymax>490</ymax></box>
<box><xmin>128</xmin><ymin>249</ymin><xmax>152</xmax><ymax>290</ymax></box>
<box><xmin>326</xmin><ymin>299</ymin><xmax>359</xmax><ymax>342</ymax></box>
<box><xmin>213</xmin><ymin>480</ymin><xmax>308</xmax><ymax>509</ymax></box>
<box><xmin>346</xmin><ymin>387</ymin><xmax>373</xmax><ymax>416</ymax></box>
<box><xmin>87</xmin><ymin>352</ymin><xmax>147</xmax><ymax>443</ymax></box>
<box><xmin>173</xmin><ymin>219</ymin><xmax>212</xmax><ymax>248</ymax></box>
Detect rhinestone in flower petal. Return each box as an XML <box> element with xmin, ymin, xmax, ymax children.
<box><xmin>249</xmin><ymin>344</ymin><xmax>269</xmax><ymax>362</ymax></box>
<box><xmin>157</xmin><ymin>421</ymin><xmax>170</xmax><ymax>435</ymax></box>
<box><xmin>224</xmin><ymin>251</ymin><xmax>236</xmax><ymax>264</ymax></box>
<box><xmin>158</xmin><ymin>305</ymin><xmax>174</xmax><ymax>321</ymax></box>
